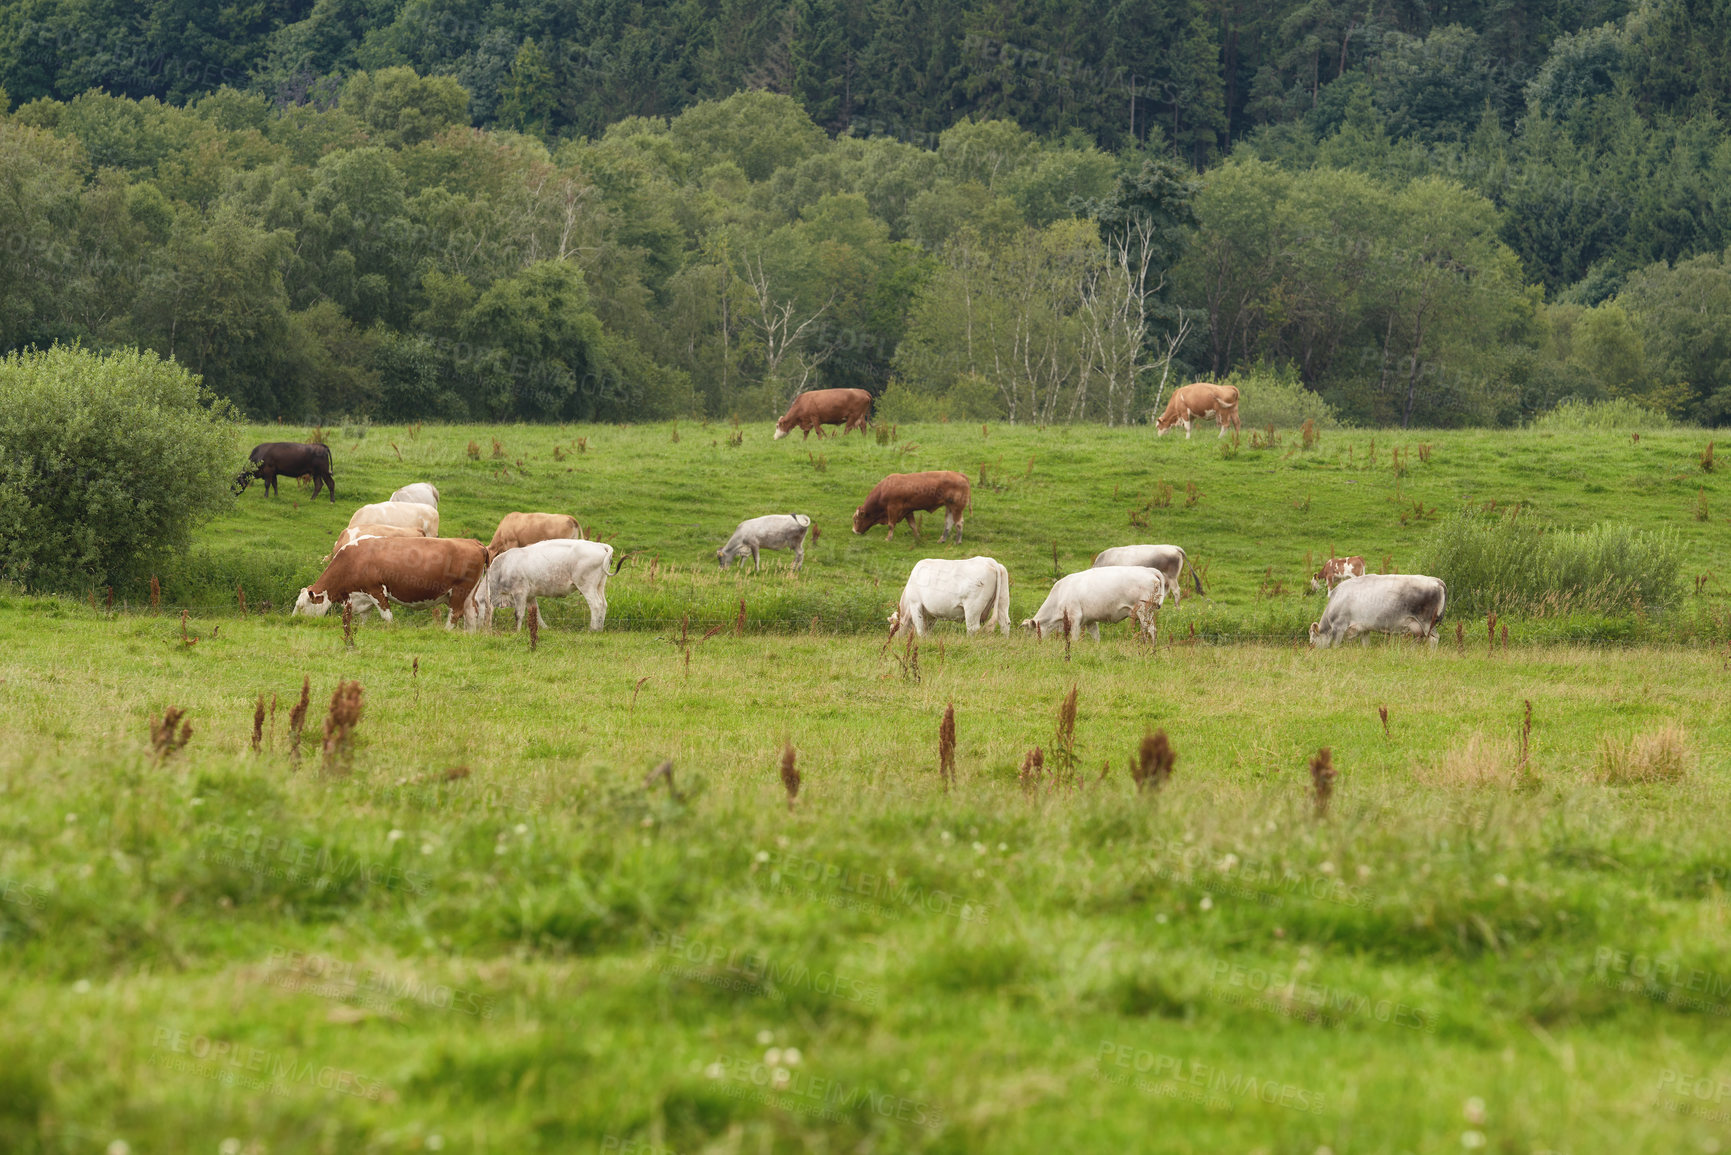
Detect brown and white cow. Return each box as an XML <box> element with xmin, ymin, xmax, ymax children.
<box><xmin>852</xmin><ymin>471</ymin><xmax>971</xmax><ymax>543</ymax></box>
<box><xmin>1155</xmin><ymin>383</ymin><xmax>1241</xmax><ymax>439</ymax></box>
<box><xmin>488</xmin><ymin>511</ymin><xmax>582</xmax><ymax>554</ymax></box>
<box><xmin>330</xmin><ymin>522</ymin><xmax>422</xmax><ymax>559</ymax></box>
<box><xmin>1310</xmin><ymin>555</ymin><xmax>1366</xmax><ymax>593</ymax></box>
<box><xmin>774</xmin><ymin>388</ymin><xmax>873</xmax><ymax>440</ymax></box>
<box><xmin>293</xmin><ymin>536</ymin><xmax>491</xmax><ymax>630</ymax></box>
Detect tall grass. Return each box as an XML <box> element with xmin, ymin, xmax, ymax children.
<box><xmin>1415</xmin><ymin>508</ymin><xmax>1683</xmax><ymax>616</ymax></box>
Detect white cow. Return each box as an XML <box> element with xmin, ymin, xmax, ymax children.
<box><xmin>347</xmin><ymin>501</ymin><xmax>438</xmax><ymax>536</ymax></box>
<box><xmin>1090</xmin><ymin>544</ymin><xmax>1203</xmax><ymax>605</ymax></box>
<box><xmin>717</xmin><ymin>514</ymin><xmax>812</xmax><ymax>573</ymax></box>
<box><xmin>488</xmin><ymin>538</ymin><xmax>620</xmax><ymax>631</ymax></box>
<box><xmin>887</xmin><ymin>556</ymin><xmax>1011</xmax><ymax>637</ymax></box>
<box><xmin>391</xmin><ymin>482</ymin><xmax>439</xmax><ymax>507</ymax></box>
<box><xmin>1022</xmin><ymin>566</ymin><xmax>1168</xmax><ymax>643</ymax></box>
<box><xmin>1309</xmin><ymin>574</ymin><xmax>1447</xmax><ymax>648</ymax></box>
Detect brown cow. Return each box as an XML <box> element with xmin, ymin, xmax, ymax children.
<box><xmin>293</xmin><ymin>536</ymin><xmax>490</xmax><ymax>630</ymax></box>
<box><xmin>1310</xmin><ymin>555</ymin><xmax>1366</xmax><ymax>593</ymax></box>
<box><xmin>489</xmin><ymin>511</ymin><xmax>582</xmax><ymax>554</ymax></box>
<box><xmin>852</xmin><ymin>471</ymin><xmax>971</xmax><ymax>543</ymax></box>
<box><xmin>329</xmin><ymin>522</ymin><xmax>422</xmax><ymax>560</ymax></box>
<box><xmin>1155</xmin><ymin>383</ymin><xmax>1241</xmax><ymax>439</ymax></box>
<box><xmin>774</xmin><ymin>388</ymin><xmax>873</xmax><ymax>440</ymax></box>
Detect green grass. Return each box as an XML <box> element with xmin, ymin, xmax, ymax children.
<box><xmin>5</xmin><ymin>420</ymin><xmax>1731</xmax><ymax>1152</ymax></box>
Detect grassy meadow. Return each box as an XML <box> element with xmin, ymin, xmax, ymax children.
<box><xmin>4</xmin><ymin>419</ymin><xmax>1731</xmax><ymax>1153</ymax></box>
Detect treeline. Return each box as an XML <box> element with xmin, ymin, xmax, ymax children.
<box><xmin>1</xmin><ymin>0</ymin><xmax>1730</xmax><ymax>424</ymax></box>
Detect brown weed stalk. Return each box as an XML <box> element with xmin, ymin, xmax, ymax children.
<box><xmin>939</xmin><ymin>704</ymin><xmax>956</xmax><ymax>790</ymax></box>
<box><xmin>1309</xmin><ymin>747</ymin><xmax>1336</xmax><ymax>817</ymax></box>
<box><xmin>1018</xmin><ymin>747</ymin><xmax>1045</xmax><ymax>794</ymax></box>
<box><xmin>150</xmin><ymin>706</ymin><xmax>192</xmax><ymax>760</ymax></box>
<box><xmin>1129</xmin><ymin>729</ymin><xmax>1176</xmax><ymax>793</ymax></box>
<box><xmin>528</xmin><ymin>606</ymin><xmax>540</xmax><ymax>651</ymax></box>
<box><xmin>1054</xmin><ymin>685</ymin><xmax>1079</xmax><ymax>776</ymax></box>
<box><xmin>251</xmin><ymin>694</ymin><xmax>265</xmax><ymax>753</ymax></box>
<box><xmin>321</xmin><ymin>681</ymin><xmax>364</xmax><ymax>775</ymax></box>
<box><xmin>236</xmin><ymin>585</ymin><xmax>248</xmax><ymax>615</ymax></box>
<box><xmin>1378</xmin><ymin>705</ymin><xmax>1389</xmax><ymax>738</ymax></box>
<box><xmin>288</xmin><ymin>676</ymin><xmax>310</xmax><ymax>767</ymax></box>
<box><xmin>341</xmin><ymin>600</ymin><xmax>355</xmax><ymax>648</ymax></box>
<box><xmin>780</xmin><ymin>743</ymin><xmax>800</xmax><ymax>811</ymax></box>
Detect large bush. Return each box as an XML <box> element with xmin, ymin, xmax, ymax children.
<box><xmin>1529</xmin><ymin>397</ymin><xmax>1676</xmax><ymax>432</ymax></box>
<box><xmin>1414</xmin><ymin>508</ymin><xmax>1682</xmax><ymax>616</ymax></box>
<box><xmin>0</xmin><ymin>345</ymin><xmax>239</xmax><ymax>591</ymax></box>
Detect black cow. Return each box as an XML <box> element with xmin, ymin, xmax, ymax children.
<box><xmin>237</xmin><ymin>442</ymin><xmax>335</xmax><ymax>501</ymax></box>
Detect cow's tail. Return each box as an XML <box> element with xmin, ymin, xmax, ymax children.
<box><xmin>1184</xmin><ymin>549</ymin><xmax>1206</xmax><ymax>598</ymax></box>
<box><xmin>992</xmin><ymin>560</ymin><xmax>1011</xmax><ymax>633</ymax></box>
<box><xmin>608</xmin><ymin>548</ymin><xmax>630</xmax><ymax>576</ymax></box>
<box><xmin>1431</xmin><ymin>579</ymin><xmax>1448</xmax><ymax>637</ymax></box>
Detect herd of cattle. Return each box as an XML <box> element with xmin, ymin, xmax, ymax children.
<box><xmin>243</xmin><ymin>385</ymin><xmax>1450</xmax><ymax>647</ymax></box>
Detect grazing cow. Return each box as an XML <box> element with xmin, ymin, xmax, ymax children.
<box><xmin>1091</xmin><ymin>544</ymin><xmax>1205</xmax><ymax>605</ymax></box>
<box><xmin>1309</xmin><ymin>574</ymin><xmax>1447</xmax><ymax>649</ymax></box>
<box><xmin>237</xmin><ymin>442</ymin><xmax>335</xmax><ymax>501</ymax></box>
<box><xmin>293</xmin><ymin>536</ymin><xmax>490</xmax><ymax>630</ymax></box>
<box><xmin>331</xmin><ymin>523</ymin><xmax>422</xmax><ymax>558</ymax></box>
<box><xmin>852</xmin><ymin>471</ymin><xmax>971</xmax><ymax>543</ymax></box>
<box><xmin>391</xmin><ymin>482</ymin><xmax>439</xmax><ymax>507</ymax></box>
<box><xmin>489</xmin><ymin>511</ymin><xmax>581</xmax><ymax>554</ymax></box>
<box><xmin>887</xmin><ymin>556</ymin><xmax>1011</xmax><ymax>638</ymax></box>
<box><xmin>1155</xmin><ymin>383</ymin><xmax>1241</xmax><ymax>439</ymax></box>
<box><xmin>488</xmin><ymin>538</ymin><xmax>623</xmax><ymax>631</ymax></box>
<box><xmin>347</xmin><ymin>501</ymin><xmax>438</xmax><ymax>536</ymax></box>
<box><xmin>717</xmin><ymin>514</ymin><xmax>812</xmax><ymax>573</ymax></box>
<box><xmin>774</xmin><ymin>388</ymin><xmax>873</xmax><ymax>440</ymax></box>
<box><xmin>1022</xmin><ymin>566</ymin><xmax>1168</xmax><ymax>643</ymax></box>
<box><xmin>1310</xmin><ymin>555</ymin><xmax>1366</xmax><ymax>594</ymax></box>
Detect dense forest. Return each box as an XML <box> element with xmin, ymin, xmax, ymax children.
<box><xmin>2</xmin><ymin>0</ymin><xmax>1730</xmax><ymax>425</ymax></box>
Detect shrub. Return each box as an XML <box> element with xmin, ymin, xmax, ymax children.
<box><xmin>1529</xmin><ymin>397</ymin><xmax>1675</xmax><ymax>432</ymax></box>
<box><xmin>1414</xmin><ymin>508</ymin><xmax>1683</xmax><ymax>616</ymax></box>
<box><xmin>0</xmin><ymin>345</ymin><xmax>238</xmax><ymax>592</ymax></box>
<box><xmin>1219</xmin><ymin>367</ymin><xmax>1343</xmax><ymax>430</ymax></box>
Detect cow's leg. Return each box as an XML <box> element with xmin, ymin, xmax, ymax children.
<box><xmin>751</xmin><ymin>545</ymin><xmax>761</xmax><ymax>574</ymax></box>
<box><xmin>581</xmin><ymin>582</ymin><xmax>606</xmax><ymax>631</ymax></box>
<box><xmin>792</xmin><ymin>541</ymin><xmax>804</xmax><ymax>573</ymax></box>
<box><xmin>363</xmin><ymin>585</ymin><xmax>393</xmax><ymax>623</ymax></box>
<box><xmin>1183</xmin><ymin>418</ymin><xmax>1193</xmax><ymax>440</ymax></box>
<box><xmin>512</xmin><ymin>590</ymin><xmax>530</xmax><ymax>631</ymax></box>
<box><xmin>323</xmin><ymin>471</ymin><xmax>336</xmax><ymax>502</ymax></box>
<box><xmin>905</xmin><ymin>513</ymin><xmax>921</xmax><ymax>542</ymax></box>
<box><xmin>1089</xmin><ymin>621</ymin><xmax>1101</xmax><ymax>642</ymax></box>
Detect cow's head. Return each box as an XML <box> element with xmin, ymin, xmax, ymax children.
<box><xmin>885</xmin><ymin>610</ymin><xmax>901</xmax><ymax>634</ymax></box>
<box><xmin>851</xmin><ymin>507</ymin><xmax>875</xmax><ymax>534</ymax></box>
<box><xmin>1154</xmin><ymin>413</ymin><xmax>1175</xmax><ymax>436</ymax></box>
<box><xmin>773</xmin><ymin>417</ymin><xmax>792</xmax><ymax>440</ymax></box>
<box><xmin>716</xmin><ymin>547</ymin><xmax>731</xmax><ymax>569</ymax></box>
<box><xmin>232</xmin><ymin>462</ymin><xmax>259</xmax><ymax>494</ymax></box>
<box><xmin>1307</xmin><ymin>621</ymin><xmax>1326</xmax><ymax>648</ymax></box>
<box><xmin>293</xmin><ymin>588</ymin><xmax>333</xmax><ymax>617</ymax></box>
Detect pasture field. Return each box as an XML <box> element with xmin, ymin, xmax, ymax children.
<box><xmin>168</xmin><ymin>420</ymin><xmax>1730</xmax><ymax>639</ymax></box>
<box><xmin>3</xmin><ymin>421</ymin><xmax>1729</xmax><ymax>1152</ymax></box>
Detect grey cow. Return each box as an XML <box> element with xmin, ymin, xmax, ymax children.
<box><xmin>717</xmin><ymin>514</ymin><xmax>812</xmax><ymax>573</ymax></box>
<box><xmin>1309</xmin><ymin>574</ymin><xmax>1447</xmax><ymax>648</ymax></box>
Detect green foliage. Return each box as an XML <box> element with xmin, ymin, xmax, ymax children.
<box><xmin>340</xmin><ymin>68</ymin><xmax>470</xmax><ymax>147</ymax></box>
<box><xmin>1225</xmin><ymin>367</ymin><xmax>1344</xmax><ymax>430</ymax></box>
<box><xmin>0</xmin><ymin>345</ymin><xmax>237</xmax><ymax>591</ymax></box>
<box><xmin>1415</xmin><ymin>508</ymin><xmax>1684</xmax><ymax>617</ymax></box>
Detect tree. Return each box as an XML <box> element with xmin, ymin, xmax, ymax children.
<box><xmin>0</xmin><ymin>344</ymin><xmax>237</xmax><ymax>591</ymax></box>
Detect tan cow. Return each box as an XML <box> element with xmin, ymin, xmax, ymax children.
<box><xmin>489</xmin><ymin>511</ymin><xmax>582</xmax><ymax>554</ymax></box>
<box><xmin>852</xmin><ymin>471</ymin><xmax>971</xmax><ymax>543</ymax></box>
<box><xmin>774</xmin><ymin>388</ymin><xmax>873</xmax><ymax>440</ymax></box>
<box><xmin>293</xmin><ymin>536</ymin><xmax>491</xmax><ymax>630</ymax></box>
<box><xmin>330</xmin><ymin>523</ymin><xmax>422</xmax><ymax>559</ymax></box>
<box><xmin>347</xmin><ymin>500</ymin><xmax>438</xmax><ymax>536</ymax></box>
<box><xmin>1310</xmin><ymin>555</ymin><xmax>1366</xmax><ymax>593</ymax></box>
<box><xmin>1155</xmin><ymin>383</ymin><xmax>1241</xmax><ymax>439</ymax></box>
